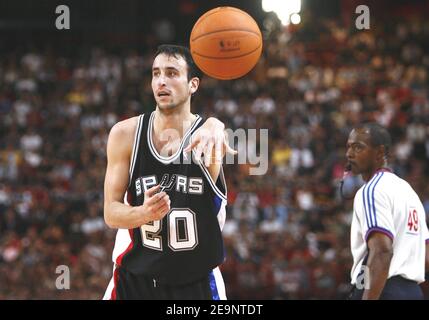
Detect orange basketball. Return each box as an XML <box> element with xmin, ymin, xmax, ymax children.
<box><xmin>190</xmin><ymin>7</ymin><xmax>263</xmax><ymax>80</ymax></box>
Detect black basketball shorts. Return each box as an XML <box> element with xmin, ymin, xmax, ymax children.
<box><xmin>103</xmin><ymin>264</ymin><xmax>226</xmax><ymax>300</ymax></box>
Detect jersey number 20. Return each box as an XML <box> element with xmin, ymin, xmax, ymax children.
<box><xmin>140</xmin><ymin>208</ymin><xmax>198</xmax><ymax>251</ymax></box>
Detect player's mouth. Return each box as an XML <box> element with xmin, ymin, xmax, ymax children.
<box><xmin>347</xmin><ymin>161</ymin><xmax>356</xmax><ymax>168</ymax></box>
<box><xmin>157</xmin><ymin>91</ymin><xmax>171</xmax><ymax>98</ymax></box>
<box><xmin>347</xmin><ymin>161</ymin><xmax>359</xmax><ymax>172</ymax></box>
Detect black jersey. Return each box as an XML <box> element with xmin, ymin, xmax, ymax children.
<box><xmin>110</xmin><ymin>112</ymin><xmax>227</xmax><ymax>285</ymax></box>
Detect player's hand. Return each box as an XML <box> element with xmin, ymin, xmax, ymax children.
<box><xmin>141</xmin><ymin>185</ymin><xmax>171</xmax><ymax>222</ymax></box>
<box><xmin>183</xmin><ymin>117</ymin><xmax>237</xmax><ymax>167</ymax></box>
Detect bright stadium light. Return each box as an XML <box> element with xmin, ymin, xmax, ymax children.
<box><xmin>262</xmin><ymin>0</ymin><xmax>301</xmax><ymax>26</ymax></box>
<box><xmin>290</xmin><ymin>13</ymin><xmax>301</xmax><ymax>25</ymax></box>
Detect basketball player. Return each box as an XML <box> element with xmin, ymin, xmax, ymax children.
<box><xmin>346</xmin><ymin>123</ymin><xmax>429</xmax><ymax>299</ymax></box>
<box><xmin>103</xmin><ymin>45</ymin><xmax>235</xmax><ymax>300</ymax></box>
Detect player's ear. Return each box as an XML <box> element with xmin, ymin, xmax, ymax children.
<box><xmin>377</xmin><ymin>145</ymin><xmax>386</xmax><ymax>161</ymax></box>
<box><xmin>189</xmin><ymin>77</ymin><xmax>199</xmax><ymax>95</ymax></box>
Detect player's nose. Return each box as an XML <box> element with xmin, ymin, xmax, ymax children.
<box><xmin>346</xmin><ymin>147</ymin><xmax>354</xmax><ymax>159</ymax></box>
<box><xmin>155</xmin><ymin>73</ymin><xmax>167</xmax><ymax>87</ymax></box>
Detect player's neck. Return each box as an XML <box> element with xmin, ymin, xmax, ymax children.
<box><xmin>363</xmin><ymin>163</ymin><xmax>391</xmax><ymax>182</ymax></box>
<box><xmin>154</xmin><ymin>105</ymin><xmax>196</xmax><ymax>139</ymax></box>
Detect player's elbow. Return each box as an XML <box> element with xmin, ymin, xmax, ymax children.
<box><xmin>374</xmin><ymin>246</ymin><xmax>393</xmax><ymax>263</ymax></box>
<box><xmin>367</xmin><ymin>233</ymin><xmax>393</xmax><ymax>263</ymax></box>
<box><xmin>104</xmin><ymin>214</ymin><xmax>116</xmax><ymax>229</ymax></box>
<box><xmin>104</xmin><ymin>203</ymin><xmax>118</xmax><ymax>229</ymax></box>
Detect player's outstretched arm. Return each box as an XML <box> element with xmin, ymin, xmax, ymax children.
<box><xmin>184</xmin><ymin>117</ymin><xmax>237</xmax><ymax>181</ymax></box>
<box><xmin>184</xmin><ymin>117</ymin><xmax>237</xmax><ymax>164</ymax></box>
<box><xmin>363</xmin><ymin>233</ymin><xmax>393</xmax><ymax>299</ymax></box>
<box><xmin>104</xmin><ymin>119</ymin><xmax>170</xmax><ymax>229</ymax></box>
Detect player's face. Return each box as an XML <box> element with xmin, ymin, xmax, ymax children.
<box><xmin>152</xmin><ymin>53</ymin><xmax>197</xmax><ymax>110</ymax></box>
<box><xmin>346</xmin><ymin>129</ymin><xmax>377</xmax><ymax>176</ymax></box>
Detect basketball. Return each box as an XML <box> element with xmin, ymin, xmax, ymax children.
<box><xmin>190</xmin><ymin>7</ymin><xmax>263</xmax><ymax>80</ymax></box>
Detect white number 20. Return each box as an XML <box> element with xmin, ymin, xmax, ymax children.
<box><xmin>140</xmin><ymin>209</ymin><xmax>198</xmax><ymax>251</ymax></box>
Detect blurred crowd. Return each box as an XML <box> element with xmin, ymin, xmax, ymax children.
<box><xmin>1</xmin><ymin>15</ymin><xmax>429</xmax><ymax>299</ymax></box>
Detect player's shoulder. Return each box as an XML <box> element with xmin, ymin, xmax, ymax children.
<box><xmin>356</xmin><ymin>171</ymin><xmax>393</xmax><ymax>196</ymax></box>
<box><xmin>376</xmin><ymin>171</ymin><xmax>406</xmax><ymax>188</ymax></box>
<box><xmin>107</xmin><ymin>115</ymin><xmax>143</xmax><ymax>157</ymax></box>
<box><xmin>371</xmin><ymin>171</ymin><xmax>413</xmax><ymax>198</ymax></box>
<box><xmin>375</xmin><ymin>171</ymin><xmax>396</xmax><ymax>184</ymax></box>
<box><xmin>109</xmin><ymin>115</ymin><xmax>141</xmax><ymax>140</ymax></box>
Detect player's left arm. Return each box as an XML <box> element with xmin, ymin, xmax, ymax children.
<box><xmin>424</xmin><ymin>222</ymin><xmax>429</xmax><ymax>275</ymax></box>
<box><xmin>363</xmin><ymin>232</ymin><xmax>393</xmax><ymax>299</ymax></box>
<box><xmin>361</xmin><ymin>185</ymin><xmax>395</xmax><ymax>299</ymax></box>
<box><xmin>426</xmin><ymin>242</ymin><xmax>429</xmax><ymax>275</ymax></box>
<box><xmin>184</xmin><ymin>117</ymin><xmax>237</xmax><ymax>181</ymax></box>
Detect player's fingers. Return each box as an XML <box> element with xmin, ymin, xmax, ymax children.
<box><xmin>145</xmin><ymin>185</ymin><xmax>161</xmax><ymax>198</ymax></box>
<box><xmin>147</xmin><ymin>191</ymin><xmax>166</xmax><ymax>205</ymax></box>
<box><xmin>152</xmin><ymin>193</ymin><xmax>169</xmax><ymax>209</ymax></box>
<box><xmin>194</xmin><ymin>143</ymin><xmax>204</xmax><ymax>162</ymax></box>
<box><xmin>157</xmin><ymin>193</ymin><xmax>169</xmax><ymax>205</ymax></box>
<box><xmin>161</xmin><ymin>199</ymin><xmax>171</xmax><ymax>213</ymax></box>
<box><xmin>224</xmin><ymin>140</ymin><xmax>238</xmax><ymax>155</ymax></box>
<box><xmin>224</xmin><ymin>142</ymin><xmax>238</xmax><ymax>155</ymax></box>
<box><xmin>223</xmin><ymin>131</ymin><xmax>238</xmax><ymax>155</ymax></box>
<box><xmin>161</xmin><ymin>198</ymin><xmax>171</xmax><ymax>211</ymax></box>
<box><xmin>155</xmin><ymin>201</ymin><xmax>169</xmax><ymax>214</ymax></box>
<box><xmin>214</xmin><ymin>138</ymin><xmax>223</xmax><ymax>164</ymax></box>
<box><xmin>204</xmin><ymin>140</ymin><xmax>214</xmax><ymax>167</ymax></box>
<box><xmin>155</xmin><ymin>200</ymin><xmax>171</xmax><ymax>217</ymax></box>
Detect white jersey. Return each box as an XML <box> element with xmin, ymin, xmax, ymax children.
<box><xmin>350</xmin><ymin>169</ymin><xmax>429</xmax><ymax>284</ymax></box>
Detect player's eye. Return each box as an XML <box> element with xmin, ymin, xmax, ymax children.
<box><xmin>353</xmin><ymin>144</ymin><xmax>363</xmax><ymax>152</ymax></box>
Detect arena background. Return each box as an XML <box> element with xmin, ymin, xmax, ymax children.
<box><xmin>1</xmin><ymin>0</ymin><xmax>429</xmax><ymax>299</ymax></box>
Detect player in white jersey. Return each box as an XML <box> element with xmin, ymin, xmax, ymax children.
<box><xmin>345</xmin><ymin>123</ymin><xmax>429</xmax><ymax>300</ymax></box>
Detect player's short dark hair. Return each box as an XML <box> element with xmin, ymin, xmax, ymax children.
<box><xmin>154</xmin><ymin>44</ymin><xmax>202</xmax><ymax>81</ymax></box>
<box><xmin>356</xmin><ymin>122</ymin><xmax>392</xmax><ymax>158</ymax></box>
